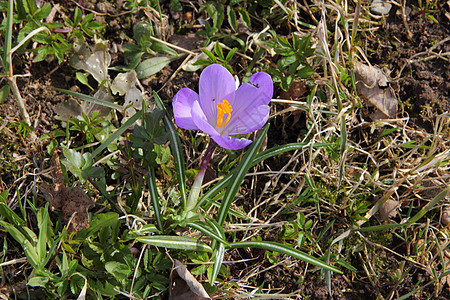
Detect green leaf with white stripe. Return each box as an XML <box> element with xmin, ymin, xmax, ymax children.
<box><xmin>208</xmin><ymin>218</ymin><xmax>226</xmax><ymax>283</ymax></box>
<box><xmin>186</xmin><ymin>222</ymin><xmax>230</xmax><ymax>246</ymax></box>
<box><xmin>198</xmin><ymin>142</ymin><xmax>329</xmax><ymax>209</ymax></box>
<box><xmin>229</xmin><ymin>241</ymin><xmax>342</xmax><ymax>274</ymax></box>
<box><xmin>36</xmin><ymin>205</ymin><xmax>49</xmax><ymax>265</ymax></box>
<box><xmin>217</xmin><ymin>124</ymin><xmax>268</xmax><ymax>226</ymax></box>
<box><xmin>210</xmin><ymin>242</ymin><xmax>225</xmax><ymax>284</ymax></box>
<box><xmin>137</xmin><ymin>235</ymin><xmax>212</xmax><ymax>252</ymax></box>
<box><xmin>154</xmin><ymin>91</ymin><xmax>188</xmax><ymax>210</ymax></box>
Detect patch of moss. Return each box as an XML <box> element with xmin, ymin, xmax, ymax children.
<box><xmin>0</xmin><ymin>138</ymin><xmax>22</xmax><ymax>184</ymax></box>
<box><xmin>368</xmin><ymin>231</ymin><xmax>394</xmax><ymax>246</ymax></box>
<box><xmin>315</xmin><ymin>181</ymin><xmax>342</xmax><ymax>206</ymax></box>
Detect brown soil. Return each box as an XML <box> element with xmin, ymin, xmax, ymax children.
<box><xmin>367</xmin><ymin>0</ymin><xmax>450</xmax><ymax>129</ymax></box>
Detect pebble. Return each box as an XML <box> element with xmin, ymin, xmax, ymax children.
<box><xmin>371</xmin><ymin>0</ymin><xmax>392</xmax><ymax>15</ymax></box>
<box><xmin>442</xmin><ymin>207</ymin><xmax>450</xmax><ymax>226</ymax></box>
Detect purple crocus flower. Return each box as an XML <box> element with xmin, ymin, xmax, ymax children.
<box><xmin>172</xmin><ymin>64</ymin><xmax>273</xmax><ymax>150</ymax></box>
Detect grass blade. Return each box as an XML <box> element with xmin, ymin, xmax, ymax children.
<box><xmin>43</xmin><ymin>235</ymin><xmax>63</xmax><ymax>268</ymax></box>
<box><xmin>0</xmin><ymin>203</ymin><xmax>26</xmax><ymax>226</ymax></box>
<box><xmin>201</xmin><ymin>196</ymin><xmax>250</xmax><ymax>220</ymax></box>
<box><xmin>0</xmin><ymin>220</ymin><xmax>40</xmax><ymax>268</ymax></box>
<box><xmin>55</xmin><ymin>88</ymin><xmax>123</xmax><ymax>110</ymax></box>
<box><xmin>198</xmin><ymin>142</ymin><xmax>329</xmax><ymax>208</ymax></box>
<box><xmin>137</xmin><ymin>235</ymin><xmax>212</xmax><ymax>252</ymax></box>
<box><xmin>153</xmin><ymin>91</ymin><xmax>187</xmax><ymax>210</ymax></box>
<box><xmin>338</xmin><ymin>115</ymin><xmax>347</xmax><ymax>188</ymax></box>
<box><xmin>254</xmin><ymin>142</ymin><xmax>330</xmax><ymax>165</ymax></box>
<box><xmin>354</xmin><ymin>223</ymin><xmax>406</xmax><ymax>232</ymax></box>
<box><xmin>408</xmin><ymin>188</ymin><xmax>448</xmax><ymax>223</ymax></box>
<box><xmin>229</xmin><ymin>240</ymin><xmax>342</xmax><ymax>273</ymax></box>
<box><xmin>3</xmin><ymin>0</ymin><xmax>13</xmax><ymax>73</ymax></box>
<box><xmin>217</xmin><ymin>124</ymin><xmax>269</xmax><ymax>226</ymax></box>
<box><xmin>91</xmin><ymin>109</ymin><xmax>144</xmax><ymax>157</ymax></box>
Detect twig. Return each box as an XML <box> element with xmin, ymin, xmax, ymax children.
<box><xmin>399</xmin><ymin>0</ymin><xmax>413</xmax><ymax>40</ymax></box>
<box><xmin>0</xmin><ymin>257</ymin><xmax>27</xmax><ymax>267</ymax></box>
<box><xmin>7</xmin><ymin>26</ymin><xmax>49</xmax><ymax>126</ymax></box>
<box><xmin>7</xmin><ymin>78</ymin><xmax>31</xmax><ymax>126</ymax></box>
<box><xmin>148</xmin><ymin>36</ymin><xmax>196</xmax><ymax>55</ymax></box>
<box><xmin>395</xmin><ymin>36</ymin><xmax>450</xmax><ymax>78</ymax></box>
<box><xmin>356</xmin><ymin>231</ymin><xmax>430</xmax><ymax>270</ymax></box>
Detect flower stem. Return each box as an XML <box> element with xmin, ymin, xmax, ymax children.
<box><xmin>200</xmin><ymin>140</ymin><xmax>216</xmax><ymax>172</ymax></box>
<box><xmin>185</xmin><ymin>141</ymin><xmax>217</xmax><ymax>213</ymax></box>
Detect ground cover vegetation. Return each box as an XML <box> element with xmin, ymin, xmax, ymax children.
<box><xmin>0</xmin><ymin>0</ymin><xmax>449</xmax><ymax>299</ymax></box>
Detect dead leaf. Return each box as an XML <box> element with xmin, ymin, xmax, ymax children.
<box><xmin>354</xmin><ymin>62</ymin><xmax>397</xmax><ymax>119</ymax></box>
<box><xmin>90</xmin><ymin>86</ymin><xmax>114</xmax><ymax>116</ymax></box>
<box><xmin>279</xmin><ymin>80</ymin><xmax>307</xmax><ymax>100</ymax></box>
<box><xmin>53</xmin><ymin>98</ymin><xmax>83</xmax><ymax>123</ymax></box>
<box><xmin>111</xmin><ymin>71</ymin><xmax>138</xmax><ymax>96</ymax></box>
<box><xmin>379</xmin><ymin>199</ymin><xmax>400</xmax><ymax>220</ymax></box>
<box><xmin>169</xmin><ymin>260</ymin><xmax>211</xmax><ymax>300</ymax></box>
<box><xmin>123</xmin><ymin>87</ymin><xmax>143</xmax><ymax>118</ymax></box>
<box><xmin>54</xmin><ymin>86</ymin><xmax>113</xmax><ymax>123</ymax></box>
<box><xmin>39</xmin><ymin>153</ymin><xmax>94</xmax><ymax>233</ymax></box>
<box><xmin>70</xmin><ymin>40</ymin><xmax>111</xmax><ymax>84</ymax></box>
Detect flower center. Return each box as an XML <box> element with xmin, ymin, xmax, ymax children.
<box><xmin>216</xmin><ymin>100</ymin><xmax>232</xmax><ymax>128</ymax></box>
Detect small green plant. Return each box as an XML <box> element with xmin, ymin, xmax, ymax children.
<box><xmin>68</xmin><ymin>111</ymin><xmax>107</xmax><ymax>145</ymax></box>
<box><xmin>280</xmin><ymin>212</ymin><xmax>314</xmax><ymax>248</ymax></box>
<box><xmin>194</xmin><ymin>42</ymin><xmax>237</xmax><ymax>73</ymax></box>
<box><xmin>118</xmin><ymin>21</ymin><xmax>178</xmax><ymax>72</ymax></box>
<box><xmin>197</xmin><ymin>1</ymin><xmax>254</xmax><ymax>47</ymax></box>
<box><xmin>129</xmin><ymin>108</ymin><xmax>168</xmax><ymax>214</ymax></box>
<box><xmin>199</xmin><ymin>1</ymin><xmax>251</xmax><ymax>33</ymax></box>
<box><xmin>0</xmin><ymin>191</ymin><xmax>171</xmax><ymax>298</ymax></box>
<box><xmin>63</xmin><ymin>7</ymin><xmax>104</xmax><ymax>42</ymax></box>
<box><xmin>61</xmin><ymin>149</ymin><xmax>105</xmax><ymax>185</ymax></box>
<box><xmin>267</xmin><ymin>32</ymin><xmax>315</xmax><ymax>91</ymax></box>
<box><xmin>124</xmin><ymin>0</ymin><xmax>160</xmax><ymax>11</ymax></box>
<box><xmin>9</xmin><ymin>3</ymin><xmax>103</xmax><ymax>63</ymax></box>
<box><xmin>40</xmin><ymin>127</ymin><xmax>65</xmax><ymax>155</ymax></box>
<box><xmin>413</xmin><ymin>0</ymin><xmax>439</xmax><ymax>23</ymax></box>
<box><xmin>10</xmin><ymin>120</ymin><xmax>33</xmax><ymax>138</ymax></box>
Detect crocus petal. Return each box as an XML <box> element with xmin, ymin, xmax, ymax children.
<box><xmin>231</xmin><ymin>82</ymin><xmax>271</xmax><ymax>114</ymax></box>
<box><xmin>250</xmin><ymin>72</ymin><xmax>273</xmax><ymax>104</ymax></box>
<box><xmin>198</xmin><ymin>64</ymin><xmax>236</xmax><ymax>124</ymax></box>
<box><xmin>228</xmin><ymin>105</ymin><xmax>270</xmax><ymax>135</ymax></box>
<box><xmin>173</xmin><ymin>87</ymin><xmax>200</xmax><ymax>130</ymax></box>
<box><xmin>211</xmin><ymin>135</ymin><xmax>253</xmax><ymax>150</ymax></box>
<box><xmin>224</xmin><ymin>80</ymin><xmax>272</xmax><ymax>133</ymax></box>
<box><xmin>191</xmin><ymin>100</ymin><xmax>220</xmax><ymax>136</ymax></box>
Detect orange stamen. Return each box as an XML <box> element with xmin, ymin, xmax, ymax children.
<box><xmin>216</xmin><ymin>100</ymin><xmax>232</xmax><ymax>128</ymax></box>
